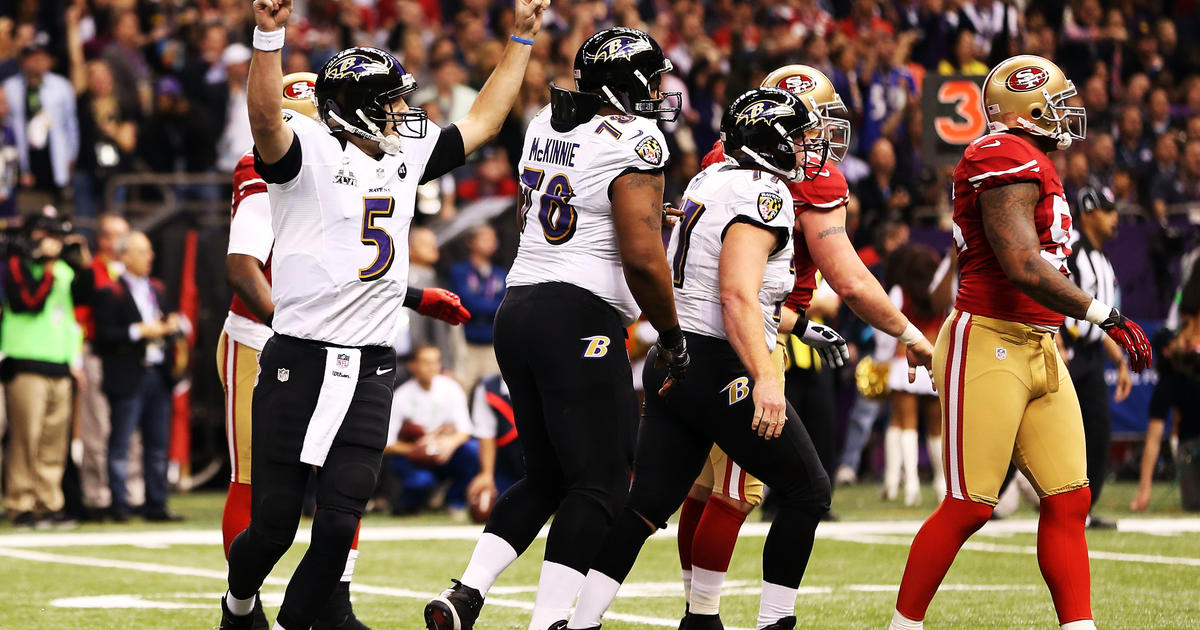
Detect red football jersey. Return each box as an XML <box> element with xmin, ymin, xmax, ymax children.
<box><xmin>952</xmin><ymin>133</ymin><xmax>1072</xmax><ymax>327</ymax></box>
<box><xmin>699</xmin><ymin>141</ymin><xmax>848</xmax><ymax>313</ymax></box>
<box><xmin>228</xmin><ymin>151</ymin><xmax>272</xmax><ymax>323</ymax></box>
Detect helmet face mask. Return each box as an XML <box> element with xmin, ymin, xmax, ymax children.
<box><xmin>316</xmin><ymin>47</ymin><xmax>428</xmax><ymax>154</ymax></box>
<box><xmin>574</xmin><ymin>27</ymin><xmax>681</xmax><ymax>122</ymax></box>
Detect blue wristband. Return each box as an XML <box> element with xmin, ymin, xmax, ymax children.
<box><xmin>510</xmin><ymin>34</ymin><xmax>534</xmax><ymax>46</ymax></box>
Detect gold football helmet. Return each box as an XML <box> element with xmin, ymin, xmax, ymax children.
<box><xmin>983</xmin><ymin>55</ymin><xmax>1085</xmax><ymax>150</ymax></box>
<box><xmin>282</xmin><ymin>72</ymin><xmax>319</xmax><ymax>120</ymax></box>
<box><xmin>761</xmin><ymin>65</ymin><xmax>851</xmax><ymax>162</ymax></box>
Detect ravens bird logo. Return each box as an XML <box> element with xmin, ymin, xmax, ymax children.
<box><xmin>735</xmin><ymin>100</ymin><xmax>796</xmax><ymax>127</ymax></box>
<box><xmin>590</xmin><ymin>35</ymin><xmax>653</xmax><ymax>63</ymax></box>
<box><xmin>325</xmin><ymin>54</ymin><xmax>392</xmax><ymax>81</ymax></box>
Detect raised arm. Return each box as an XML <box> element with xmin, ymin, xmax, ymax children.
<box><xmin>453</xmin><ymin>0</ymin><xmax>549</xmax><ymax>155</ymax></box>
<box><xmin>720</xmin><ymin>222</ymin><xmax>785</xmax><ymax>439</ymax></box>
<box><xmin>247</xmin><ymin>0</ymin><xmax>294</xmax><ymax>164</ymax></box>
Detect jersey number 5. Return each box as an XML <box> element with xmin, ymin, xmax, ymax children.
<box><xmin>519</xmin><ymin>167</ymin><xmax>577</xmax><ymax>245</ymax></box>
<box><xmin>360</xmin><ymin>197</ymin><xmax>396</xmax><ymax>282</ymax></box>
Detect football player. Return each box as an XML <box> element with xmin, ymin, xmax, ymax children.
<box><xmin>219</xmin><ymin>0</ymin><xmax>547</xmax><ymax>628</ymax></box>
<box><xmin>887</xmin><ymin>55</ymin><xmax>1152</xmax><ymax>630</ymax></box>
<box><xmin>424</xmin><ymin>27</ymin><xmax>690</xmax><ymax>630</ymax></box>
<box><xmin>217</xmin><ymin>73</ymin><xmax>469</xmax><ymax>630</ymax></box>
<box><xmin>561</xmin><ymin>86</ymin><xmax>833</xmax><ymax>630</ymax></box>
<box><xmin>675</xmin><ymin>65</ymin><xmax>934</xmax><ymax>629</ymax></box>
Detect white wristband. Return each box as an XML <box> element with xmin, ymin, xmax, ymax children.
<box><xmin>1084</xmin><ymin>299</ymin><xmax>1113</xmax><ymax>325</ymax></box>
<box><xmin>253</xmin><ymin>26</ymin><xmax>285</xmax><ymax>52</ymax></box>
<box><xmin>898</xmin><ymin>322</ymin><xmax>924</xmax><ymax>346</ymax></box>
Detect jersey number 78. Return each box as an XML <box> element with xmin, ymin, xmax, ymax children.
<box><xmin>519</xmin><ymin>167</ymin><xmax>578</xmax><ymax>245</ymax></box>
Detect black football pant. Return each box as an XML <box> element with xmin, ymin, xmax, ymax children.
<box><xmin>591</xmin><ymin>334</ymin><xmax>831</xmax><ymax>589</ymax></box>
<box><xmin>227</xmin><ymin>335</ymin><xmax>393</xmax><ymax>630</ymax></box>
<box><xmin>483</xmin><ymin>283</ymin><xmax>638</xmax><ymax>575</ymax></box>
<box><xmin>785</xmin><ymin>363</ymin><xmax>838</xmax><ymax>478</ymax></box>
<box><xmin>1070</xmin><ymin>344</ymin><xmax>1110</xmax><ymax>507</ymax></box>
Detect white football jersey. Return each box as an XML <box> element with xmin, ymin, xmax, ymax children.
<box><xmin>506</xmin><ymin>107</ymin><xmax>671</xmax><ymax>325</ymax></box>
<box><xmin>668</xmin><ymin>163</ymin><xmax>795</xmax><ymax>348</ymax></box>
<box><xmin>266</xmin><ymin>112</ymin><xmax>443</xmax><ymax>347</ymax></box>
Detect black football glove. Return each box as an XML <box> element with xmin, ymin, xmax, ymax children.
<box><xmin>654</xmin><ymin>325</ymin><xmax>691</xmax><ymax>395</ymax></box>
<box><xmin>1097</xmin><ymin>307</ymin><xmax>1152</xmax><ymax>373</ymax></box>
<box><xmin>799</xmin><ymin>320</ymin><xmax>850</xmax><ymax>368</ymax></box>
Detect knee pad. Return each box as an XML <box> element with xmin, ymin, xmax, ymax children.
<box><xmin>251</xmin><ymin>488</ymin><xmax>304</xmax><ymax>546</ymax></box>
<box><xmin>772</xmin><ymin>471</ymin><xmax>833</xmax><ymax>516</ymax></box>
<box><xmin>317</xmin><ymin>459</ymin><xmax>379</xmax><ymax>517</ymax></box>
<box><xmin>311</xmin><ymin>507</ymin><xmax>361</xmax><ymax>550</ymax></box>
<box><xmin>625</xmin><ymin>488</ymin><xmax>675</xmax><ymax>531</ymax></box>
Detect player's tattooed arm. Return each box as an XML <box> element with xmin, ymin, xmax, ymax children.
<box><xmin>979</xmin><ymin>182</ymin><xmax>1091</xmax><ymax>319</ymax></box>
<box><xmin>816</xmin><ymin>225</ymin><xmax>845</xmax><ymax>239</ymax></box>
<box><xmin>612</xmin><ymin>171</ymin><xmax>680</xmax><ymax>333</ymax></box>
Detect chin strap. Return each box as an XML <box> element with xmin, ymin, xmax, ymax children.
<box><xmin>327</xmin><ymin>110</ymin><xmax>402</xmax><ymax>155</ymax></box>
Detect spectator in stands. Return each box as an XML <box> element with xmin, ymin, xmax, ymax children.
<box><xmin>73</xmin><ymin>60</ymin><xmax>137</xmax><ymax>219</ymax></box>
<box><xmin>415</xmin><ymin>56</ymin><xmax>479</xmax><ymax>124</ymax></box>
<box><xmin>859</xmin><ymin>28</ymin><xmax>917</xmax><ymax>152</ymax></box>
<box><xmin>3</xmin><ymin>33</ymin><xmax>78</xmax><ymax>207</ymax></box>
<box><xmin>1148</xmin><ymin>87</ymin><xmax>1174</xmax><ymax>136</ymax></box>
<box><xmin>179</xmin><ymin>24</ymin><xmax>231</xmax><ymax>126</ymax></box>
<box><xmin>1087</xmin><ymin>132</ymin><xmax>1116</xmax><ymax>187</ymax></box>
<box><xmin>2</xmin><ymin>212</ymin><xmax>93</xmax><ymax>529</ymax></box>
<box><xmin>1114</xmin><ymin>105</ymin><xmax>1152</xmax><ymax>176</ymax></box>
<box><xmin>1149</xmin><ymin>135</ymin><xmax>1183</xmax><ymax>223</ymax></box>
<box><xmin>455</xmin><ymin>146</ymin><xmax>516</xmax><ymax>203</ymax></box>
<box><xmin>468</xmin><ymin>373</ymin><xmax>523</xmax><ymax>502</ymax></box>
<box><xmin>1082</xmin><ymin>75</ymin><xmax>1114</xmax><ymax>133</ymax></box>
<box><xmin>137</xmin><ymin>76</ymin><xmax>216</xmax><ymax>174</ymax></box>
<box><xmin>215</xmin><ymin>44</ymin><xmax>252</xmax><ymax>173</ymax></box>
<box><xmin>0</xmin><ymin>82</ymin><xmax>16</xmax><ymax>217</ymax></box>
<box><xmin>937</xmin><ymin>29</ymin><xmax>988</xmax><ymax>76</ymax></box>
<box><xmin>856</xmin><ymin>138</ymin><xmax>913</xmax><ymax>235</ymax></box>
<box><xmin>385</xmin><ymin>345</ymin><xmax>478</xmax><ymax>519</ymax></box>
<box><xmin>93</xmin><ymin>231</ymin><xmax>185</xmax><ymax>523</ymax></box>
<box><xmin>407</xmin><ymin>226</ymin><xmax>455</xmax><ymax>370</ymax></box>
<box><xmin>450</xmin><ymin>225</ymin><xmax>506</xmax><ymax>388</ymax></box>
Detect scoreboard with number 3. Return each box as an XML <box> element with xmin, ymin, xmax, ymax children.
<box><xmin>921</xmin><ymin>74</ymin><xmax>988</xmax><ymax>166</ymax></box>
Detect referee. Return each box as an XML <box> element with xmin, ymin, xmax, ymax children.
<box><xmin>1062</xmin><ymin>179</ymin><xmax>1133</xmax><ymax>530</ymax></box>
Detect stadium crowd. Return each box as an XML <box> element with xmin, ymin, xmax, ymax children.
<box><xmin>0</xmin><ymin>0</ymin><xmax>1198</xmax><ymax>528</ymax></box>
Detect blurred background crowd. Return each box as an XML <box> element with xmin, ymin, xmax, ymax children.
<box><xmin>0</xmin><ymin>0</ymin><xmax>1198</xmax><ymax>528</ymax></box>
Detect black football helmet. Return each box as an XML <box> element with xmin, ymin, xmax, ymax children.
<box><xmin>720</xmin><ymin>87</ymin><xmax>829</xmax><ymax>181</ymax></box>
<box><xmin>316</xmin><ymin>47</ymin><xmax>426</xmax><ymax>154</ymax></box>
<box><xmin>1077</xmin><ymin>177</ymin><xmax>1116</xmax><ymax>213</ymax></box>
<box><xmin>573</xmin><ymin>27</ymin><xmax>680</xmax><ymax>122</ymax></box>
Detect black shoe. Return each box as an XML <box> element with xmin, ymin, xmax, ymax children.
<box><xmin>548</xmin><ymin>622</ymin><xmax>599</xmax><ymax>630</ymax></box>
<box><xmin>144</xmin><ymin>508</ymin><xmax>185</xmax><ymax>523</ymax></box>
<box><xmin>759</xmin><ymin>616</ymin><xmax>796</xmax><ymax>630</ymax></box>
<box><xmin>314</xmin><ymin>582</ymin><xmax>371</xmax><ymax>630</ymax></box>
<box><xmin>679</xmin><ymin>613</ymin><xmax>723</xmax><ymax>630</ymax></box>
<box><xmin>219</xmin><ymin>593</ymin><xmax>267</xmax><ymax>630</ymax></box>
<box><xmin>109</xmin><ymin>508</ymin><xmax>131</xmax><ymax>523</ymax></box>
<box><xmin>35</xmin><ymin>511</ymin><xmax>78</xmax><ymax>530</ymax></box>
<box><xmin>1087</xmin><ymin>513</ymin><xmax>1117</xmax><ymax>530</ymax></box>
<box><xmin>11</xmin><ymin>511</ymin><xmax>36</xmax><ymax>529</ymax></box>
<box><xmin>424</xmin><ymin>579</ymin><xmax>483</xmax><ymax>630</ymax></box>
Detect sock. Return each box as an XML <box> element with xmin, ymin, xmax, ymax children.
<box><xmin>895</xmin><ymin>497</ymin><xmax>993</xmax><ymax>620</ymax></box>
<box><xmin>569</xmin><ymin>570</ymin><xmax>621</xmax><ymax>628</ymax></box>
<box><xmin>677</xmin><ymin>496</ymin><xmax>705</xmax><ymax>573</ymax></box>
<box><xmin>756</xmin><ymin>580</ymin><xmax>796</xmax><ymax>628</ymax></box>
<box><xmin>226</xmin><ymin>590</ymin><xmax>256</xmax><ymax>616</ymax></box>
<box><xmin>901</xmin><ymin>428</ymin><xmax>919</xmax><ymax>494</ymax></box>
<box><xmin>884</xmin><ymin>426</ymin><xmax>902</xmax><ymax>497</ymax></box>
<box><xmin>528</xmin><ymin>561</ymin><xmax>586</xmax><ymax>630</ymax></box>
<box><xmin>222</xmin><ymin>482</ymin><xmax>253</xmax><ymax>559</ymax></box>
<box><xmin>460</xmin><ymin>532</ymin><xmax>519</xmax><ymax>595</ymax></box>
<box><xmin>889</xmin><ymin>609</ymin><xmax>924</xmax><ymax>630</ymax></box>
<box><xmin>273</xmin><ymin>623</ymin><xmax>288</xmax><ymax>630</ymax></box>
<box><xmin>1061</xmin><ymin>620</ymin><xmax>1098</xmax><ymax>630</ymax></box>
<box><xmin>926</xmin><ymin>435</ymin><xmax>945</xmax><ymax>499</ymax></box>
<box><xmin>690</xmin><ymin>567</ymin><xmax>726</xmax><ymax>615</ymax></box>
<box><xmin>341</xmin><ymin>549</ymin><xmax>358</xmax><ymax>583</ymax></box>
<box><xmin>1038</xmin><ymin>488</ymin><xmax>1093</xmax><ymax>625</ymax></box>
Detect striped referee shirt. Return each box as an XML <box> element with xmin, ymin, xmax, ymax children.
<box><xmin>1063</xmin><ymin>231</ymin><xmax>1118</xmax><ymax>347</ymax></box>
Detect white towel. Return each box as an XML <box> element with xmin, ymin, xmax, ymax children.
<box><xmin>300</xmin><ymin>347</ymin><xmax>362</xmax><ymax>466</ymax></box>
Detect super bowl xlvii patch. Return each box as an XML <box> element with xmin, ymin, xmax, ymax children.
<box><xmin>758</xmin><ymin>191</ymin><xmax>784</xmax><ymax>222</ymax></box>
<box><xmin>635</xmin><ymin>136</ymin><xmax>663</xmax><ymax>166</ymax></box>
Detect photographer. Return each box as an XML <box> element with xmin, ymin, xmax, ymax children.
<box><xmin>1</xmin><ymin>212</ymin><xmax>94</xmax><ymax>528</ymax></box>
<box><xmin>92</xmin><ymin>231</ymin><xmax>186</xmax><ymax>522</ymax></box>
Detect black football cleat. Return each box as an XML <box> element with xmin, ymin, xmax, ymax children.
<box><xmin>679</xmin><ymin>612</ymin><xmax>723</xmax><ymax>630</ymax></box>
<box><xmin>219</xmin><ymin>593</ymin><xmax>268</xmax><ymax>630</ymax></box>
<box><xmin>758</xmin><ymin>616</ymin><xmax>797</xmax><ymax>630</ymax></box>
<box><xmin>424</xmin><ymin>580</ymin><xmax>483</xmax><ymax>630</ymax></box>
<box><xmin>548</xmin><ymin>621</ymin><xmax>599</xmax><ymax>630</ymax></box>
<box><xmin>314</xmin><ymin>582</ymin><xmax>371</xmax><ymax>629</ymax></box>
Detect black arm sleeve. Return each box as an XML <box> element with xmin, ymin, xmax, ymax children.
<box><xmin>403</xmin><ymin>287</ymin><xmax>425</xmax><ymax>310</ymax></box>
<box><xmin>419</xmin><ymin>125</ymin><xmax>466</xmax><ymax>184</ymax></box>
<box><xmin>253</xmin><ymin>134</ymin><xmax>303</xmax><ymax>184</ymax></box>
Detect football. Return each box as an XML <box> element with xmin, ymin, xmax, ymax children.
<box><xmin>468</xmin><ymin>483</ymin><xmax>496</xmax><ymax>524</ymax></box>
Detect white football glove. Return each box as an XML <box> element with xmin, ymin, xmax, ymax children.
<box><xmin>801</xmin><ymin>320</ymin><xmax>850</xmax><ymax>368</ymax></box>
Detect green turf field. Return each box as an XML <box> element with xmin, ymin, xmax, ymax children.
<box><xmin>2</xmin><ymin>482</ymin><xmax>1197</xmax><ymax>629</ymax></box>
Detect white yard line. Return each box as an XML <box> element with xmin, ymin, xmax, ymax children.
<box><xmin>831</xmin><ymin>534</ymin><xmax>1200</xmax><ymax>567</ymax></box>
<box><xmin>4</xmin><ymin>517</ymin><xmax>1198</xmax><ymax>549</ymax></box>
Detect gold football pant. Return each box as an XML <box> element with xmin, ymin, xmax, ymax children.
<box><xmin>217</xmin><ymin>331</ymin><xmax>261</xmax><ymax>485</ymax></box>
<box><xmin>935</xmin><ymin>310</ymin><xmax>1088</xmax><ymax>505</ymax></box>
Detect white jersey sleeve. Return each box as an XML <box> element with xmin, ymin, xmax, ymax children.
<box><xmin>227</xmin><ymin>192</ymin><xmax>274</xmax><ymax>263</ymax></box>
<box><xmin>669</xmin><ymin>164</ymin><xmax>795</xmax><ymax>348</ymax></box>
<box><xmin>506</xmin><ymin>110</ymin><xmax>671</xmax><ymax>325</ymax></box>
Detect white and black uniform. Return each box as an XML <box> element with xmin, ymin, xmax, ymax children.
<box><xmin>227</xmin><ymin>114</ymin><xmax>466</xmax><ymax>623</ymax></box>
<box><xmin>481</xmin><ymin>109</ymin><xmax>670</xmax><ymax>573</ymax></box>
<box><xmin>588</xmin><ymin>163</ymin><xmax>831</xmax><ymax>594</ymax></box>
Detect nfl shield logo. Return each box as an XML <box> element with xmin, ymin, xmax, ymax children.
<box><xmin>337</xmin><ymin>353</ymin><xmax>350</xmax><ymax>369</ymax></box>
<box><xmin>995</xmin><ymin>347</ymin><xmax>1007</xmax><ymax>361</ymax></box>
<box><xmin>277</xmin><ymin>368</ymin><xmax>290</xmax><ymax>382</ymax></box>
<box><xmin>376</xmin><ymin>167</ymin><xmax>386</xmax><ymax>179</ymax></box>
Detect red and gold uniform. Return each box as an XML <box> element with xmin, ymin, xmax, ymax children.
<box><xmin>691</xmin><ymin>141</ymin><xmax>849</xmax><ymax>505</ymax></box>
<box><xmin>939</xmin><ymin>131</ymin><xmax>1085</xmax><ymax>505</ymax></box>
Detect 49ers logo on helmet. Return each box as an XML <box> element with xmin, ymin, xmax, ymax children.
<box><xmin>781</xmin><ymin>74</ymin><xmax>817</xmax><ymax>94</ymax></box>
<box><xmin>1006</xmin><ymin>66</ymin><xmax>1049</xmax><ymax>92</ymax></box>
<box><xmin>283</xmin><ymin>80</ymin><xmax>315</xmax><ymax>100</ymax></box>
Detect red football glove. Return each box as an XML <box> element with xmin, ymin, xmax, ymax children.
<box><xmin>416</xmin><ymin>288</ymin><xmax>471</xmax><ymax>325</ymax></box>
<box><xmin>1097</xmin><ymin>307</ymin><xmax>1152</xmax><ymax>373</ymax></box>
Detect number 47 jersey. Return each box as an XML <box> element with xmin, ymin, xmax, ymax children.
<box><xmin>506</xmin><ymin>108</ymin><xmax>671</xmax><ymax>326</ymax></box>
